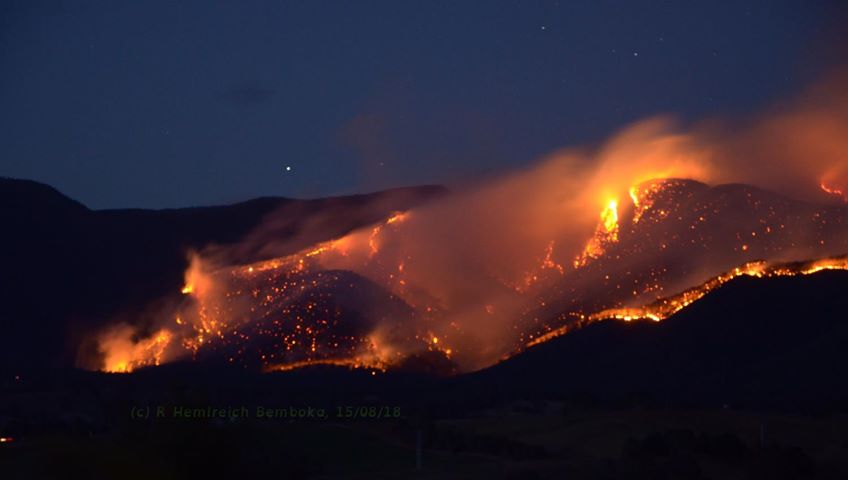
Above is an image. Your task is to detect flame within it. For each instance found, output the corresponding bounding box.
[386,212,407,224]
[821,182,847,202]
[100,327,173,373]
[574,198,620,268]
[629,182,666,224]
[602,199,619,233]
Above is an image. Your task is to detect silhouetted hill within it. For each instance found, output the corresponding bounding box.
[0,177,446,372]
[0,177,88,216]
[470,269,848,410]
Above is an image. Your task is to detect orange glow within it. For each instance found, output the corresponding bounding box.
[574,198,620,268]
[264,357,387,373]
[541,240,565,274]
[386,211,408,224]
[101,327,173,373]
[821,182,847,201]
[602,199,619,233]
[368,224,382,256]
[94,210,425,373]
[629,187,640,208]
[529,256,848,347]
[588,258,848,322]
[367,211,409,257]
[93,163,848,374]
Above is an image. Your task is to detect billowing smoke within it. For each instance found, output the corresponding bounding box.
[92,71,848,374]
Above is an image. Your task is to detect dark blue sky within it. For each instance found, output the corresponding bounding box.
[1,0,845,208]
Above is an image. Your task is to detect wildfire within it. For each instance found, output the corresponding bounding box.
[94,210,437,373]
[574,198,620,268]
[541,240,565,274]
[592,256,848,321]
[386,211,407,224]
[629,181,666,224]
[91,169,848,376]
[265,358,386,373]
[101,327,173,373]
[529,256,848,346]
[821,182,847,202]
[89,78,848,375]
[264,355,389,373]
[602,199,619,233]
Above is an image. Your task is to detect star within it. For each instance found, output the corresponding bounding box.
[540,25,547,31]
[285,166,292,172]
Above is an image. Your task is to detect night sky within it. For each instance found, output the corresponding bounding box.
[1,1,845,209]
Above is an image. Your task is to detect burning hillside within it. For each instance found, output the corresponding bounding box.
[94,177,848,374]
[91,73,848,375]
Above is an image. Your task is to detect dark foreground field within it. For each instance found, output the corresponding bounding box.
[2,387,846,479]
[3,268,848,479]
